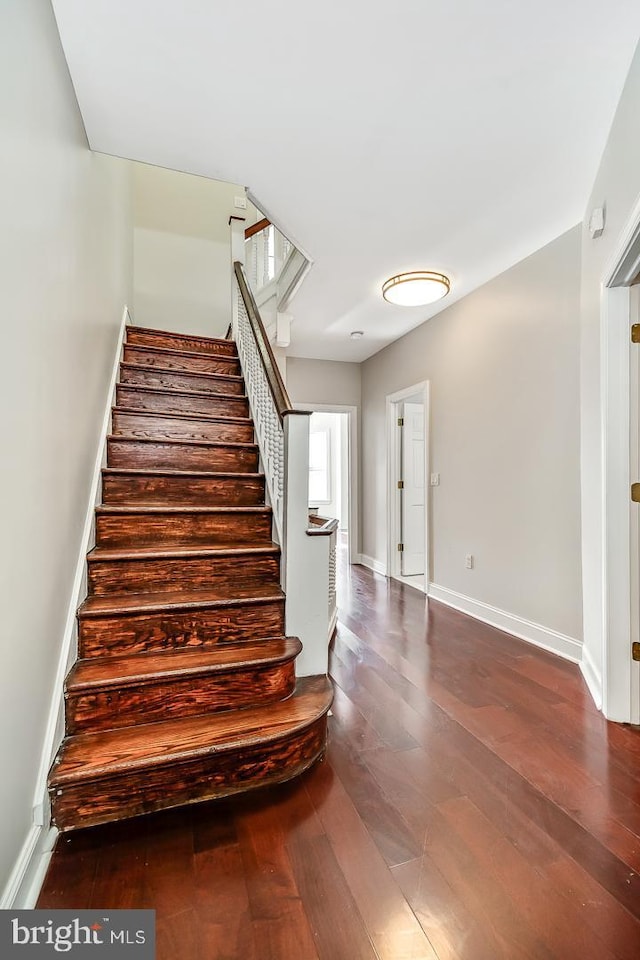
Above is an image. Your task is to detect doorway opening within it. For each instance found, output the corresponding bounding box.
[386,382,430,593]
[295,404,359,573]
[308,411,350,556]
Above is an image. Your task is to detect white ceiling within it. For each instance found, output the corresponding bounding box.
[52,0,640,361]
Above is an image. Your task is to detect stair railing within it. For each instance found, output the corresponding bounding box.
[230,218,334,675]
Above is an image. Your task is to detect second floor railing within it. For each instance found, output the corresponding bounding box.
[245,217,292,293]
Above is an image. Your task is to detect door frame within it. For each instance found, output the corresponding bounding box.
[600,197,640,723]
[386,381,430,592]
[293,403,359,565]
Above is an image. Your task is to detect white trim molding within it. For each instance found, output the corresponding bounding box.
[359,554,388,576]
[580,644,603,710]
[428,583,581,663]
[1,826,57,909]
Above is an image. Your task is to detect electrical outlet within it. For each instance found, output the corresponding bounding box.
[430,473,440,486]
[465,554,474,569]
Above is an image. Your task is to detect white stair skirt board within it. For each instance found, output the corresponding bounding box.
[428,583,581,663]
[0,305,132,910]
[359,554,388,576]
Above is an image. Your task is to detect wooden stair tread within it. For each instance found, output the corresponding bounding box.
[117,382,248,403]
[88,542,279,561]
[102,467,264,480]
[67,637,302,691]
[121,343,238,363]
[50,676,333,785]
[121,361,243,386]
[95,504,270,515]
[80,582,285,617]
[107,434,257,451]
[127,326,236,351]
[113,406,252,427]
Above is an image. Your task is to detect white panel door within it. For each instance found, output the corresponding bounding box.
[401,401,425,576]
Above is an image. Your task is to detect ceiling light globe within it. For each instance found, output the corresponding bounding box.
[382,271,450,306]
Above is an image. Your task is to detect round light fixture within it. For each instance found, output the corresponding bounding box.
[350,330,364,340]
[382,271,450,306]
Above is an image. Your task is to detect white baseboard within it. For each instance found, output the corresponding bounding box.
[428,583,582,663]
[15,305,131,908]
[359,554,387,576]
[580,644,603,709]
[1,826,57,909]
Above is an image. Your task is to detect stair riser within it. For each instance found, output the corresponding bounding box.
[78,600,286,658]
[123,345,240,376]
[95,511,272,548]
[107,438,259,473]
[66,661,296,734]
[116,385,249,420]
[102,473,265,507]
[112,410,253,445]
[50,719,327,831]
[88,553,281,596]
[120,366,244,396]
[127,329,237,357]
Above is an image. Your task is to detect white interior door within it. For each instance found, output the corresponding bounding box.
[401,401,425,576]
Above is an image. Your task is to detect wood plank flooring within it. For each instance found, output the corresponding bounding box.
[38,546,640,959]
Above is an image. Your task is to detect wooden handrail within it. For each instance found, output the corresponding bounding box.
[233,261,303,422]
[245,217,271,240]
[307,515,339,536]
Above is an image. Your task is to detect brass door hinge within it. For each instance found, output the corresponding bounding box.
[397,480,404,489]
[632,324,640,343]
[632,483,640,503]
[633,642,640,662]
[397,543,404,552]
[397,417,404,426]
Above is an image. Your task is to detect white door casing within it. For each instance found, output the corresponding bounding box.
[401,401,426,576]
[598,195,640,723]
[386,381,430,592]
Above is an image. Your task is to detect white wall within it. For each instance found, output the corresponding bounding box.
[287,357,361,408]
[579,41,640,696]
[133,163,245,338]
[361,227,583,647]
[0,0,132,901]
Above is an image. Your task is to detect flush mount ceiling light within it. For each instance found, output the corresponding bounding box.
[350,330,364,340]
[382,271,450,306]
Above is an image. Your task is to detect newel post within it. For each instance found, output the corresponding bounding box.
[229,216,245,337]
[282,412,330,677]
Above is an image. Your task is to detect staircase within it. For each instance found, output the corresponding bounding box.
[49,324,333,832]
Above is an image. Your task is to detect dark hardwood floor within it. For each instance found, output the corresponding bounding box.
[38,543,640,959]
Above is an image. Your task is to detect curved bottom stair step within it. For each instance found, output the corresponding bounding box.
[65,637,303,733]
[49,675,334,832]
